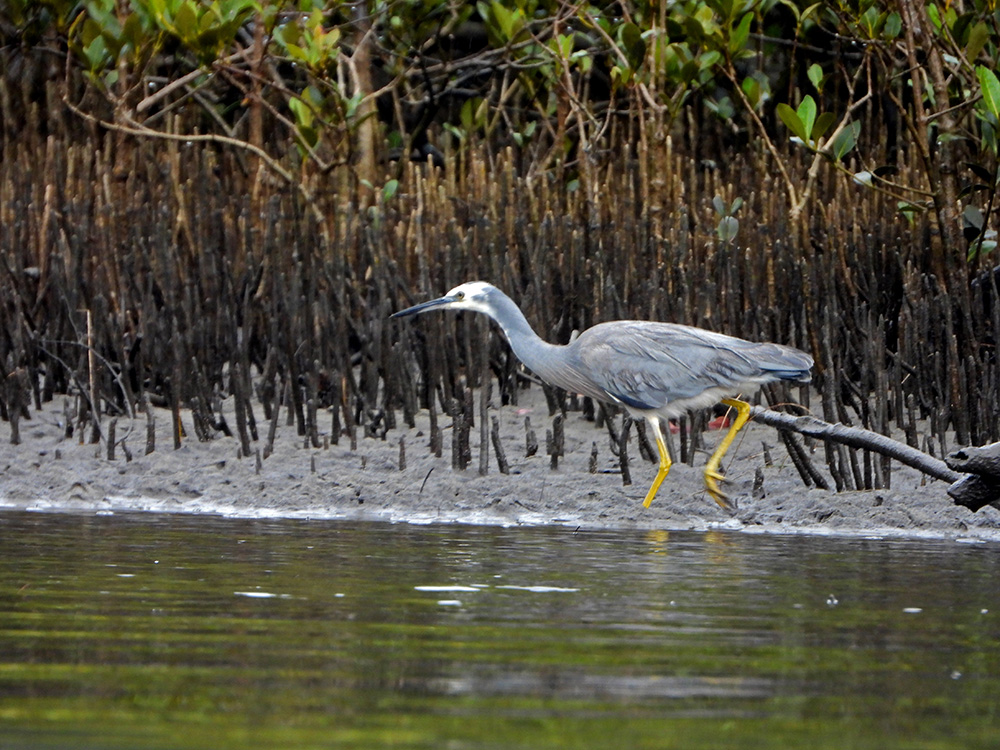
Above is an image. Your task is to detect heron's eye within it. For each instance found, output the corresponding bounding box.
[455,291,465,300]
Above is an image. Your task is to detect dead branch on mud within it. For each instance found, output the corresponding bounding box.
[750,406,1000,512]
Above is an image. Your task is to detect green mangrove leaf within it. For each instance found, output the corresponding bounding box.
[173,1,197,39]
[556,32,574,59]
[799,2,823,23]
[813,111,836,141]
[620,22,646,70]
[797,95,817,142]
[968,239,996,261]
[831,121,860,160]
[883,11,901,39]
[684,15,707,42]
[716,215,739,242]
[84,34,108,70]
[926,3,941,31]
[680,59,699,84]
[777,103,808,143]
[966,22,988,62]
[951,11,973,43]
[121,13,145,50]
[711,0,735,21]
[807,63,823,92]
[699,50,722,69]
[288,96,313,128]
[977,66,1000,121]
[729,12,752,55]
[478,1,524,44]
[741,76,761,108]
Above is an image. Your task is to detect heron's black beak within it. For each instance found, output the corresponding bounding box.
[391,294,458,319]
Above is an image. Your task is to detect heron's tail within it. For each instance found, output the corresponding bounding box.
[759,344,814,383]
[769,368,813,383]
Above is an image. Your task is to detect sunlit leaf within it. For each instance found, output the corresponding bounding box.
[797,95,817,143]
[198,6,217,36]
[288,96,313,128]
[807,63,823,92]
[699,50,721,68]
[859,6,879,37]
[741,76,760,108]
[557,32,574,58]
[777,103,808,143]
[799,2,823,23]
[926,3,941,31]
[173,1,197,39]
[977,66,1000,121]
[729,12,752,54]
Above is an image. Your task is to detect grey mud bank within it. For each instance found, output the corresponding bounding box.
[2,391,999,544]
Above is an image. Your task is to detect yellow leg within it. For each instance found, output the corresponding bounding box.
[703,398,750,510]
[643,417,672,508]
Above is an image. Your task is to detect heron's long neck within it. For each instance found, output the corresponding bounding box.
[488,294,566,383]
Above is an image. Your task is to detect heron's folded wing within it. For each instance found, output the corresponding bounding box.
[578,322,791,409]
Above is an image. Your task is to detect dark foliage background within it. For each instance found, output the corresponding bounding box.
[1,0,998,488]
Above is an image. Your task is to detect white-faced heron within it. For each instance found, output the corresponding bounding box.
[393,281,814,509]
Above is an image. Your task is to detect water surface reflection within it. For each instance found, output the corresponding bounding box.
[1,512,997,749]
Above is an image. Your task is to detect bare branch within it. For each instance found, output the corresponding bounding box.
[749,406,960,483]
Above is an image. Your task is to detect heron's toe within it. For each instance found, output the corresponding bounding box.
[703,470,735,511]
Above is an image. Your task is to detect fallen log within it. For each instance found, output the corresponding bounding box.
[946,442,1000,480]
[945,444,1000,512]
[748,406,1000,512]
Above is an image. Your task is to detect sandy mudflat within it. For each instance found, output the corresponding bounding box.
[2,388,998,544]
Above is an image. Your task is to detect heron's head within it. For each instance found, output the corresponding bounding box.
[392,281,499,319]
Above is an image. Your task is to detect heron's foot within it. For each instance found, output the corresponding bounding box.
[704,469,735,511]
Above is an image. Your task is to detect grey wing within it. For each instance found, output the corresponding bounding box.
[577,321,806,410]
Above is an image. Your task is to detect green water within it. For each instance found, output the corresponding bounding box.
[0,512,997,749]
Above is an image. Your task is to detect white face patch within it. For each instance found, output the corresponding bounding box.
[446,281,493,299]
[444,281,495,314]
